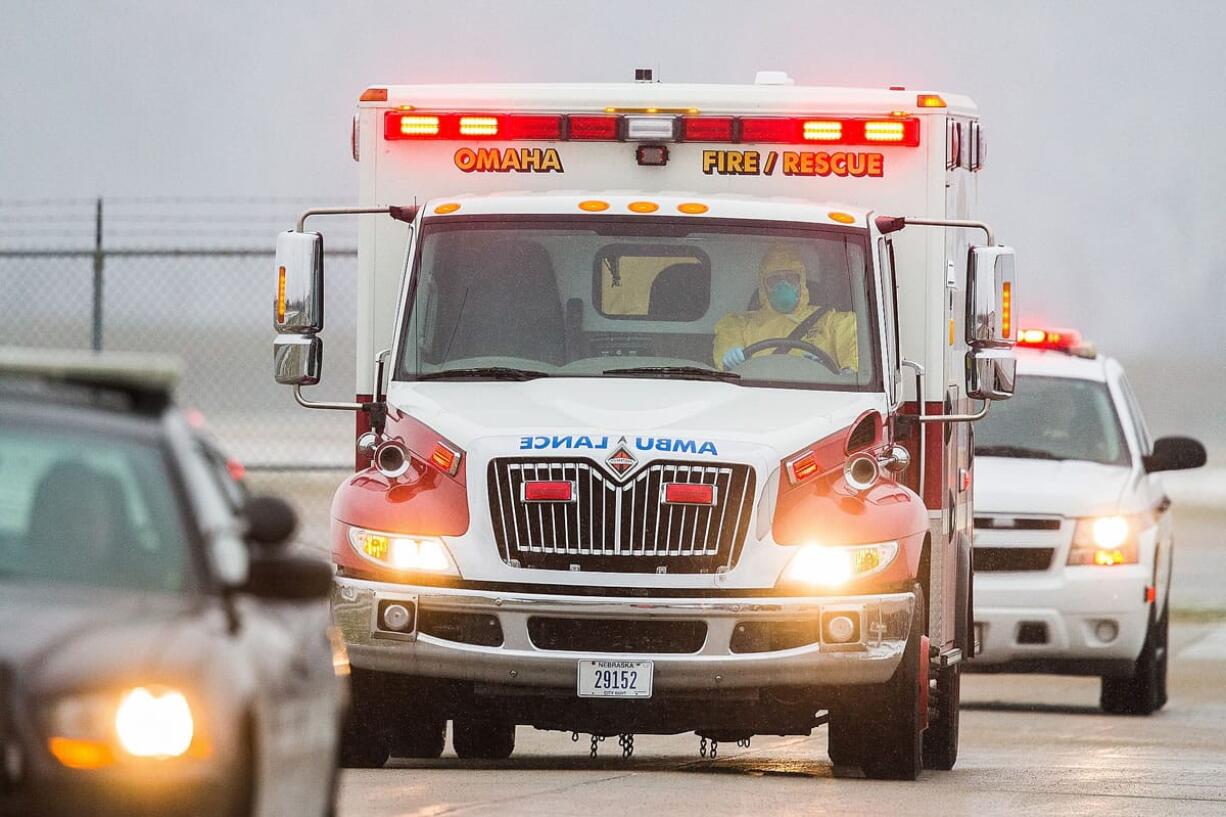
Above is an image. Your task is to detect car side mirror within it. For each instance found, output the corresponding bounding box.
[242,552,334,602]
[1144,436,1206,473]
[243,495,298,548]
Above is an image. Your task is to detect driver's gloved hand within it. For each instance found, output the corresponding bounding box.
[722,347,746,368]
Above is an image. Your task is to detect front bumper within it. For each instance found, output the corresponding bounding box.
[970,568,1151,673]
[331,576,915,691]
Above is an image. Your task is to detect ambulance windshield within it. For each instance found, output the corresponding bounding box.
[397,216,881,392]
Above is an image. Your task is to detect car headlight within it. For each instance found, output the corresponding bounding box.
[782,541,899,588]
[348,527,458,574]
[1068,514,1148,566]
[46,686,199,769]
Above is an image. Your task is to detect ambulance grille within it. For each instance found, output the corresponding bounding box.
[487,458,755,573]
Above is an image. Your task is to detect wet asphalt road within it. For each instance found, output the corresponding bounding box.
[336,509,1226,817]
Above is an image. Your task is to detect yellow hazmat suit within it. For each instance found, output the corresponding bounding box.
[712,246,859,371]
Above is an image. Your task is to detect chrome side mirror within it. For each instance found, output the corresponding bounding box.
[274,231,324,334]
[879,445,911,473]
[966,245,1016,348]
[273,335,322,386]
[967,347,1017,401]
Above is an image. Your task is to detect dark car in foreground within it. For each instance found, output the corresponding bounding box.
[0,349,344,817]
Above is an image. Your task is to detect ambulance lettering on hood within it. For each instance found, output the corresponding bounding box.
[518,434,718,456]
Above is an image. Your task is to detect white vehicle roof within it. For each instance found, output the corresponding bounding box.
[420,192,871,226]
[1015,348,1112,382]
[0,347,181,394]
[362,82,978,117]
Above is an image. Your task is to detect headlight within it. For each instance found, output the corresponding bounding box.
[1068,514,1148,566]
[782,541,898,588]
[46,686,199,769]
[348,527,458,574]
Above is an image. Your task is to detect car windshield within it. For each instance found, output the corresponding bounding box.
[974,375,1130,466]
[0,423,192,592]
[397,216,881,392]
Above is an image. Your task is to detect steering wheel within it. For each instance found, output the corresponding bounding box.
[739,338,841,374]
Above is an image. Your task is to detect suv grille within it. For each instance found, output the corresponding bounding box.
[974,547,1055,572]
[487,458,755,573]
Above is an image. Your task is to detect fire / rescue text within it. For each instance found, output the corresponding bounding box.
[701,150,884,178]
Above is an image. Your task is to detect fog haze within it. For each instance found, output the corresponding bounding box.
[2,0,1223,440]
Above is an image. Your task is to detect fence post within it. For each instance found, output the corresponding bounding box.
[91,197,104,351]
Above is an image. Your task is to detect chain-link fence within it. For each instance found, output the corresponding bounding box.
[1,197,362,547]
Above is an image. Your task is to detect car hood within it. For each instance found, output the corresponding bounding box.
[387,378,885,463]
[0,580,215,691]
[974,456,1135,517]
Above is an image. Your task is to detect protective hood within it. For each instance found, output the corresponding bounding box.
[974,456,1136,518]
[756,244,811,315]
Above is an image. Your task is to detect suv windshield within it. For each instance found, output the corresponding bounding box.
[974,375,1130,466]
[0,422,191,592]
[398,216,880,392]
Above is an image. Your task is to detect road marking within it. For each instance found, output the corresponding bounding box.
[1179,626,1226,661]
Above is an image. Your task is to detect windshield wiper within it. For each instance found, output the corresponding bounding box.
[603,365,740,382]
[975,444,1062,460]
[416,366,550,382]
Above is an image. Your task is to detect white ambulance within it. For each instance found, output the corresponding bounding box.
[272,73,1019,779]
[969,328,1205,714]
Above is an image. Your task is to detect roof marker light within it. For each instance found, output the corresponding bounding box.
[578,200,609,212]
[677,202,708,214]
[917,94,947,108]
[433,203,461,215]
[627,201,659,213]
[360,88,388,102]
[828,211,856,225]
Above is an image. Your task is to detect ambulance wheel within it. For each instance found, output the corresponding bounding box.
[390,717,447,759]
[452,719,516,760]
[830,585,925,780]
[339,668,391,768]
[922,663,960,770]
[339,713,390,768]
[1101,606,1168,716]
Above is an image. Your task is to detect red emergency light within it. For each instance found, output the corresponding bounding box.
[522,481,575,502]
[1016,327,1083,352]
[383,111,921,147]
[661,482,716,506]
[385,112,564,141]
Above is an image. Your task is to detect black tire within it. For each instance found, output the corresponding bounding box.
[922,663,960,770]
[828,585,925,780]
[1101,606,1169,716]
[339,669,391,768]
[452,719,516,760]
[390,718,447,759]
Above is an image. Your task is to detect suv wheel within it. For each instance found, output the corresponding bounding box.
[1101,606,1169,716]
[452,719,516,760]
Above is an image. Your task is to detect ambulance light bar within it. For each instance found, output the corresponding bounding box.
[384,112,920,147]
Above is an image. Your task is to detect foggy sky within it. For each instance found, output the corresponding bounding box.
[3,0,1224,371]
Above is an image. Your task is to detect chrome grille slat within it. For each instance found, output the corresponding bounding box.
[487,457,755,574]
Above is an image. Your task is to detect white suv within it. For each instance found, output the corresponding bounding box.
[968,329,1205,714]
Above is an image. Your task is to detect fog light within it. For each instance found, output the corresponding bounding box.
[1094,619,1119,643]
[379,601,415,633]
[825,615,856,643]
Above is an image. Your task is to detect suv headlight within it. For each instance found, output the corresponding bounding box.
[782,541,899,588]
[348,526,458,575]
[46,686,200,769]
[1068,514,1149,566]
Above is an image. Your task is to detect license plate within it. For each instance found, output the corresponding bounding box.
[576,659,654,698]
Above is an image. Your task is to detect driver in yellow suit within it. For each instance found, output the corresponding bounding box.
[713,245,859,372]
